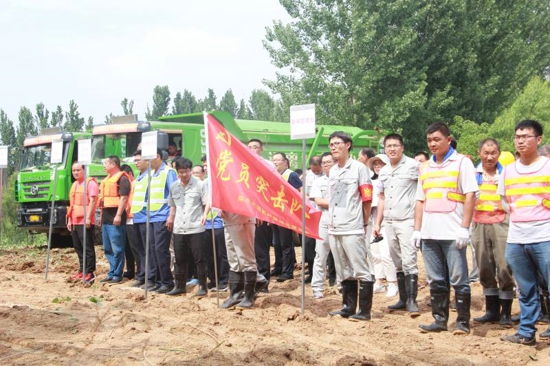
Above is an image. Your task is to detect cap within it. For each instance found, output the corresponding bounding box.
[498,151,515,166]
[367,154,390,171]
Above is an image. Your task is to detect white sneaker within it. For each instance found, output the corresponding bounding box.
[386,283,399,297]
[373,283,386,294]
[313,290,324,299]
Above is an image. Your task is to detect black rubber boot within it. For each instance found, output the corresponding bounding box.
[166,275,186,296]
[453,293,471,335]
[350,281,373,321]
[329,280,358,318]
[406,274,420,317]
[419,290,449,333]
[236,271,257,309]
[221,271,244,309]
[388,272,407,311]
[539,291,550,324]
[499,299,513,328]
[473,295,499,323]
[194,266,208,297]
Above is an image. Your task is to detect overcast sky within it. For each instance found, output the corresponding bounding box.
[0,0,290,126]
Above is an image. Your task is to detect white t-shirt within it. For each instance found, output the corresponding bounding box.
[416,153,479,240]
[497,156,550,244]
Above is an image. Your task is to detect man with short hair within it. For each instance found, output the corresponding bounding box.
[471,138,514,327]
[271,152,302,282]
[373,133,420,317]
[304,155,323,283]
[67,162,98,284]
[192,165,205,181]
[499,120,550,345]
[414,152,429,163]
[131,149,177,293]
[327,131,374,321]
[129,150,149,288]
[413,122,478,335]
[247,138,274,290]
[98,155,131,284]
[166,157,209,296]
[310,152,335,298]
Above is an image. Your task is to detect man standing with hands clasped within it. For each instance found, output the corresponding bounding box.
[327,131,375,321]
[413,122,478,335]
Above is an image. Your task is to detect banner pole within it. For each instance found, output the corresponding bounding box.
[45,164,58,280]
[144,161,152,298]
[301,139,306,315]
[81,165,88,283]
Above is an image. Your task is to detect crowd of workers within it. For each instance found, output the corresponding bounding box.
[65,119,550,345]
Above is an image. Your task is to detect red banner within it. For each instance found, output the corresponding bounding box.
[205,113,322,239]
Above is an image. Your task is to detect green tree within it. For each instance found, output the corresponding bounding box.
[16,106,36,147]
[63,100,85,132]
[35,103,50,130]
[172,89,198,114]
[198,88,218,112]
[236,99,249,119]
[248,89,275,120]
[264,0,550,152]
[104,113,113,125]
[121,98,134,115]
[1,174,31,245]
[219,89,238,117]
[0,110,17,174]
[50,105,64,128]
[85,116,94,132]
[146,85,171,119]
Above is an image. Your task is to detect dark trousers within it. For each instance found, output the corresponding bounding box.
[205,227,229,286]
[133,223,149,282]
[71,224,96,274]
[305,236,316,276]
[274,225,296,278]
[273,224,282,273]
[255,222,272,281]
[327,251,337,286]
[150,221,174,286]
[173,232,206,281]
[124,224,140,276]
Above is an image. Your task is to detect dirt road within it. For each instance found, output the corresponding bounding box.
[0,246,547,365]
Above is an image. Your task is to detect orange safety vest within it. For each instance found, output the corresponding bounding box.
[67,177,98,221]
[504,159,550,222]
[419,154,466,213]
[99,171,129,208]
[472,177,506,224]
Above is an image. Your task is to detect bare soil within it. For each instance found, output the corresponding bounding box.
[0,245,548,365]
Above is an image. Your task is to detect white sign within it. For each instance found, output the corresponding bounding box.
[290,104,316,140]
[0,146,7,168]
[78,139,92,165]
[141,131,158,160]
[51,140,63,164]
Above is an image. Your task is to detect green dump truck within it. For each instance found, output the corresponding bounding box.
[89,111,383,177]
[16,128,91,246]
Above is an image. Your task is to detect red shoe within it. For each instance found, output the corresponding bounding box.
[70,272,83,282]
[83,273,96,284]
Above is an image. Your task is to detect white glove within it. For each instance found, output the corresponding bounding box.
[411,231,422,249]
[456,227,470,249]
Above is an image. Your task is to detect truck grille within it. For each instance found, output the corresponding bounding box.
[21,180,51,199]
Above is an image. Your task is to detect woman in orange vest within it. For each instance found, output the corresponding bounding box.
[67,162,99,284]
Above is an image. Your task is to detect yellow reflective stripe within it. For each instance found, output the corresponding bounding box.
[426,192,443,199]
[515,199,537,208]
[479,184,497,191]
[479,193,500,201]
[423,181,458,189]
[506,186,550,196]
[505,175,550,185]
[542,199,550,209]
[420,170,459,180]
[476,204,496,212]
[448,192,466,203]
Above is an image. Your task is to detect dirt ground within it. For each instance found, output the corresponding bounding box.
[0,245,548,366]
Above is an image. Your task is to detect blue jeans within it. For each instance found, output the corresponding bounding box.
[102,224,126,279]
[505,241,550,338]
[422,240,470,295]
